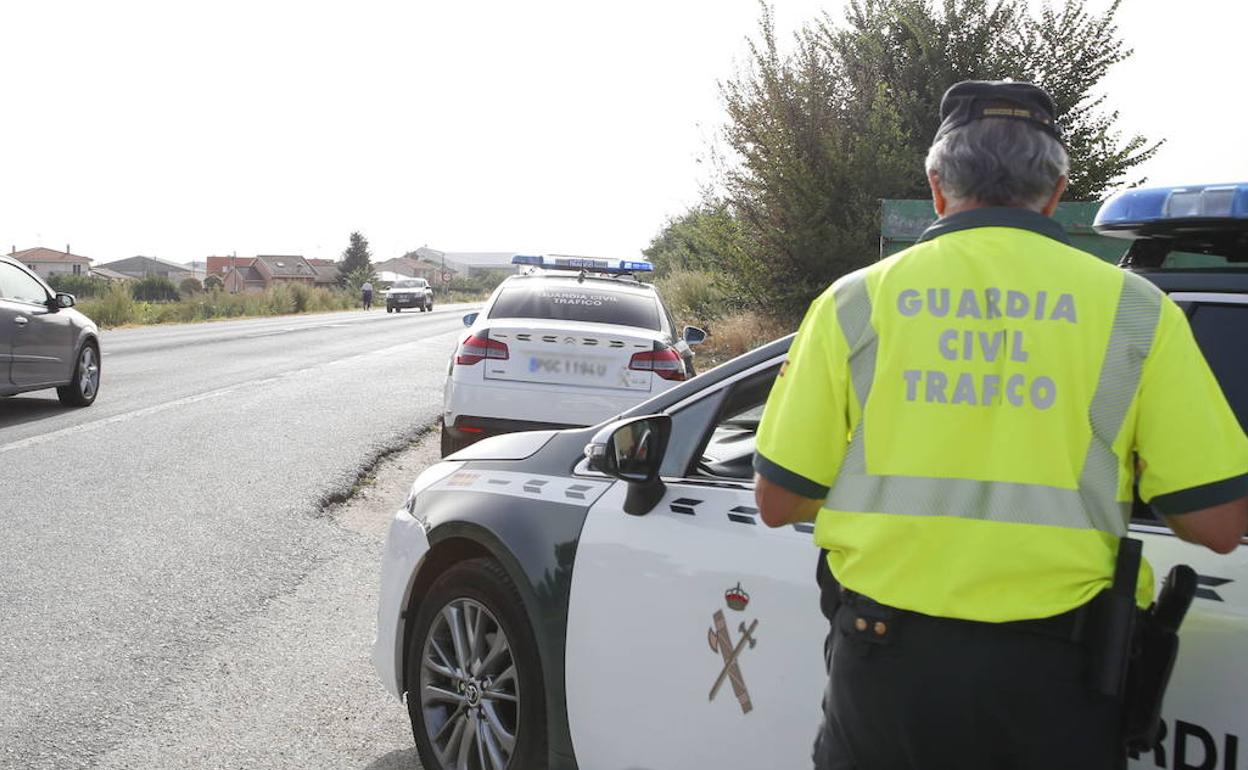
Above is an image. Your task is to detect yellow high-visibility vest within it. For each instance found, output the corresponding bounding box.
[755,207,1248,622]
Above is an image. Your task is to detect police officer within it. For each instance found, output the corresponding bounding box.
[753,80,1248,770]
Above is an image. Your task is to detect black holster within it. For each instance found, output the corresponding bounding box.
[1084,538,1142,700]
[1123,563,1198,753]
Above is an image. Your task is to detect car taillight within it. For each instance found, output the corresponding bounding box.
[629,346,686,381]
[456,332,509,365]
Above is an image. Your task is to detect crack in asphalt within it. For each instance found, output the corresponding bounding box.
[313,418,442,515]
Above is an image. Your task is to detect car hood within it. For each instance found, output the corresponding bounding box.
[446,430,558,462]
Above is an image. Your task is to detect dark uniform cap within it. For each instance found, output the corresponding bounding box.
[935,80,1064,143]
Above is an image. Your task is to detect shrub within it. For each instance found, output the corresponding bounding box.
[178,277,203,297]
[203,274,224,291]
[694,311,795,370]
[77,284,137,327]
[290,283,311,313]
[47,273,109,298]
[655,269,726,328]
[131,275,180,302]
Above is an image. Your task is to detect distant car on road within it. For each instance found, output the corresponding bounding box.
[377,184,1248,770]
[0,255,101,406]
[440,255,706,456]
[386,278,434,313]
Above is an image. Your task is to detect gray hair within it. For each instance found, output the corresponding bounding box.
[925,119,1070,210]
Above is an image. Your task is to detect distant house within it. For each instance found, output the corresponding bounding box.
[374,256,448,283]
[99,256,197,283]
[10,246,93,277]
[307,258,340,287]
[435,251,518,274]
[207,256,256,277]
[89,266,134,283]
[223,254,321,293]
[377,246,510,284]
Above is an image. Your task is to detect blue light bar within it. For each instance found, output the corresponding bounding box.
[510,254,654,274]
[1095,183,1248,237]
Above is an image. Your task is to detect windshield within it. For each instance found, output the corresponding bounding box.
[393,279,424,288]
[487,282,661,329]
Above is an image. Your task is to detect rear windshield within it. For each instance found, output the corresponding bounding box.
[488,282,660,330]
[1187,302,1248,432]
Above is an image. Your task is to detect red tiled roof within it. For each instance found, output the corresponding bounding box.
[11,247,92,264]
[207,255,256,275]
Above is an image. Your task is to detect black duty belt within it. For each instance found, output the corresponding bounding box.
[839,587,1091,644]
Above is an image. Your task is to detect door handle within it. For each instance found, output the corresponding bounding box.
[14,316,28,326]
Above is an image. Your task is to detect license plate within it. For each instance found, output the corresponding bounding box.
[528,355,608,379]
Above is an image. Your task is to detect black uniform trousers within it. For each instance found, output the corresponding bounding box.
[813,591,1126,770]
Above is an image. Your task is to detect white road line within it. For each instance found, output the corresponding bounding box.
[0,331,460,454]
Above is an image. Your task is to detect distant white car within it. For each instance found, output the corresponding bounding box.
[386,278,434,313]
[440,255,705,456]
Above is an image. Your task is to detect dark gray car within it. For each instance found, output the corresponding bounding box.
[0,255,101,406]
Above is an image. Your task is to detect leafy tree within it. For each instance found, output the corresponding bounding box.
[203,274,225,291]
[705,0,1158,312]
[338,231,373,286]
[643,200,752,278]
[342,264,378,292]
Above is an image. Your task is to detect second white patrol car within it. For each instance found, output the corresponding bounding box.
[440,255,706,456]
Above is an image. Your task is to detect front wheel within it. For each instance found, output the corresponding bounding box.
[57,342,100,407]
[406,559,547,770]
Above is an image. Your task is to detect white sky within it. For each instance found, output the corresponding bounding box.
[2,0,1245,265]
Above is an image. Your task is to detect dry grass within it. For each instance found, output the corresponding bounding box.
[694,311,795,370]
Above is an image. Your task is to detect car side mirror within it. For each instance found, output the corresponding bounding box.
[682,325,707,346]
[585,414,672,515]
[52,292,75,309]
[462,312,479,327]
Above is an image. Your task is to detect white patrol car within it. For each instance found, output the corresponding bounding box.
[376,184,1248,770]
[440,255,706,456]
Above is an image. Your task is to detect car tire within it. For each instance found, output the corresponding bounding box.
[387,306,393,313]
[395,307,402,313]
[57,342,100,407]
[440,425,465,457]
[406,558,547,770]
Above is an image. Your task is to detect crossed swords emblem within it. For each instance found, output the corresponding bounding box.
[707,609,758,714]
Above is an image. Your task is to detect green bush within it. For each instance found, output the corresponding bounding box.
[47,273,110,298]
[131,275,180,302]
[203,274,224,291]
[77,284,137,327]
[656,269,726,327]
[178,277,203,297]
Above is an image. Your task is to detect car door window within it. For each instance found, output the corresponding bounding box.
[691,366,780,481]
[0,263,49,305]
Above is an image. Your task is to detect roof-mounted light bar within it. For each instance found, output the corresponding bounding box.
[511,254,654,274]
[1095,183,1248,238]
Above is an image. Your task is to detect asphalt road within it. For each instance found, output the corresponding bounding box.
[0,305,476,770]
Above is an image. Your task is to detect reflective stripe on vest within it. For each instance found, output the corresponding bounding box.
[825,271,1162,536]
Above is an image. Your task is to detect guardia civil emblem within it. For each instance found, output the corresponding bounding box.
[707,583,758,714]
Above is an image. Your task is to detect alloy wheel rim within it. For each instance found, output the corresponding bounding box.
[420,598,519,770]
[79,347,99,399]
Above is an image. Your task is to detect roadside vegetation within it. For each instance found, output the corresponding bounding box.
[76,282,358,328]
[648,0,1157,367]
